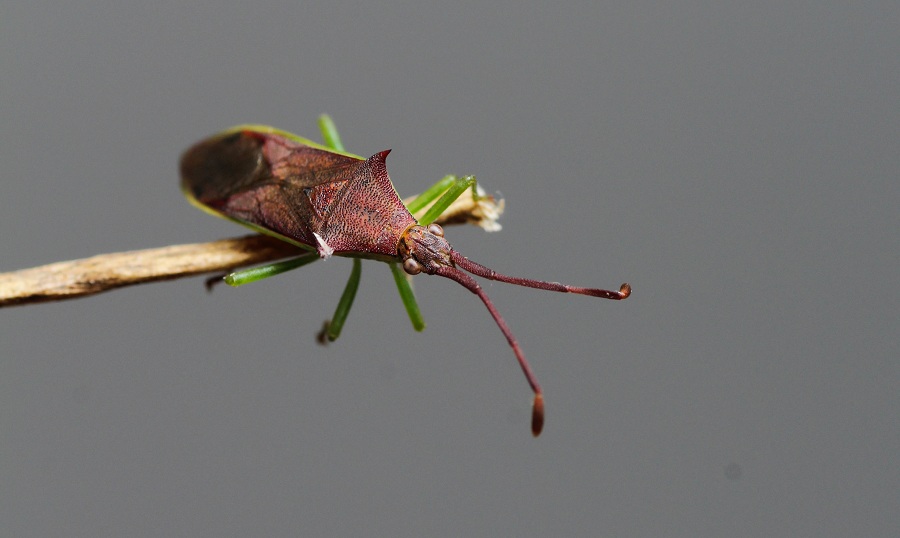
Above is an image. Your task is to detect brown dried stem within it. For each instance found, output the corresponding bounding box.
[0,189,503,308]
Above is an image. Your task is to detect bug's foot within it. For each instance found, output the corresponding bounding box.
[316,321,333,346]
[204,273,228,292]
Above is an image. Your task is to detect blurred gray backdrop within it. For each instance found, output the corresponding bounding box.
[1,1,897,536]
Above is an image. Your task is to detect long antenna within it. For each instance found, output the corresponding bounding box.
[451,251,631,300]
[434,265,545,436]
[437,252,631,437]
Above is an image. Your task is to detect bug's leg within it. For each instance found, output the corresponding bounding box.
[417,175,480,226]
[312,114,368,341]
[390,262,426,331]
[405,175,459,215]
[407,175,504,232]
[204,273,229,292]
[319,258,362,343]
[317,113,345,153]
[224,252,320,286]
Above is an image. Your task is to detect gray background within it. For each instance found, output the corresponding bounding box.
[1,1,897,536]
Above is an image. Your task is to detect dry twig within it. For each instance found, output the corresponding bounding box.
[0,189,504,308]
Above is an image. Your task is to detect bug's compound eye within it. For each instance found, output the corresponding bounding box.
[427,223,444,237]
[403,258,424,275]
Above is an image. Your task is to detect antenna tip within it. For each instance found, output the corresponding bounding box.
[531,393,545,437]
[619,283,632,299]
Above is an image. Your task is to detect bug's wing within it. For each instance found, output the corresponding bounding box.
[180,129,416,257]
[181,129,352,250]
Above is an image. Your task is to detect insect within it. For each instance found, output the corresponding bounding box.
[180,116,630,436]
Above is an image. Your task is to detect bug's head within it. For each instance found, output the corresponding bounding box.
[398,224,453,275]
